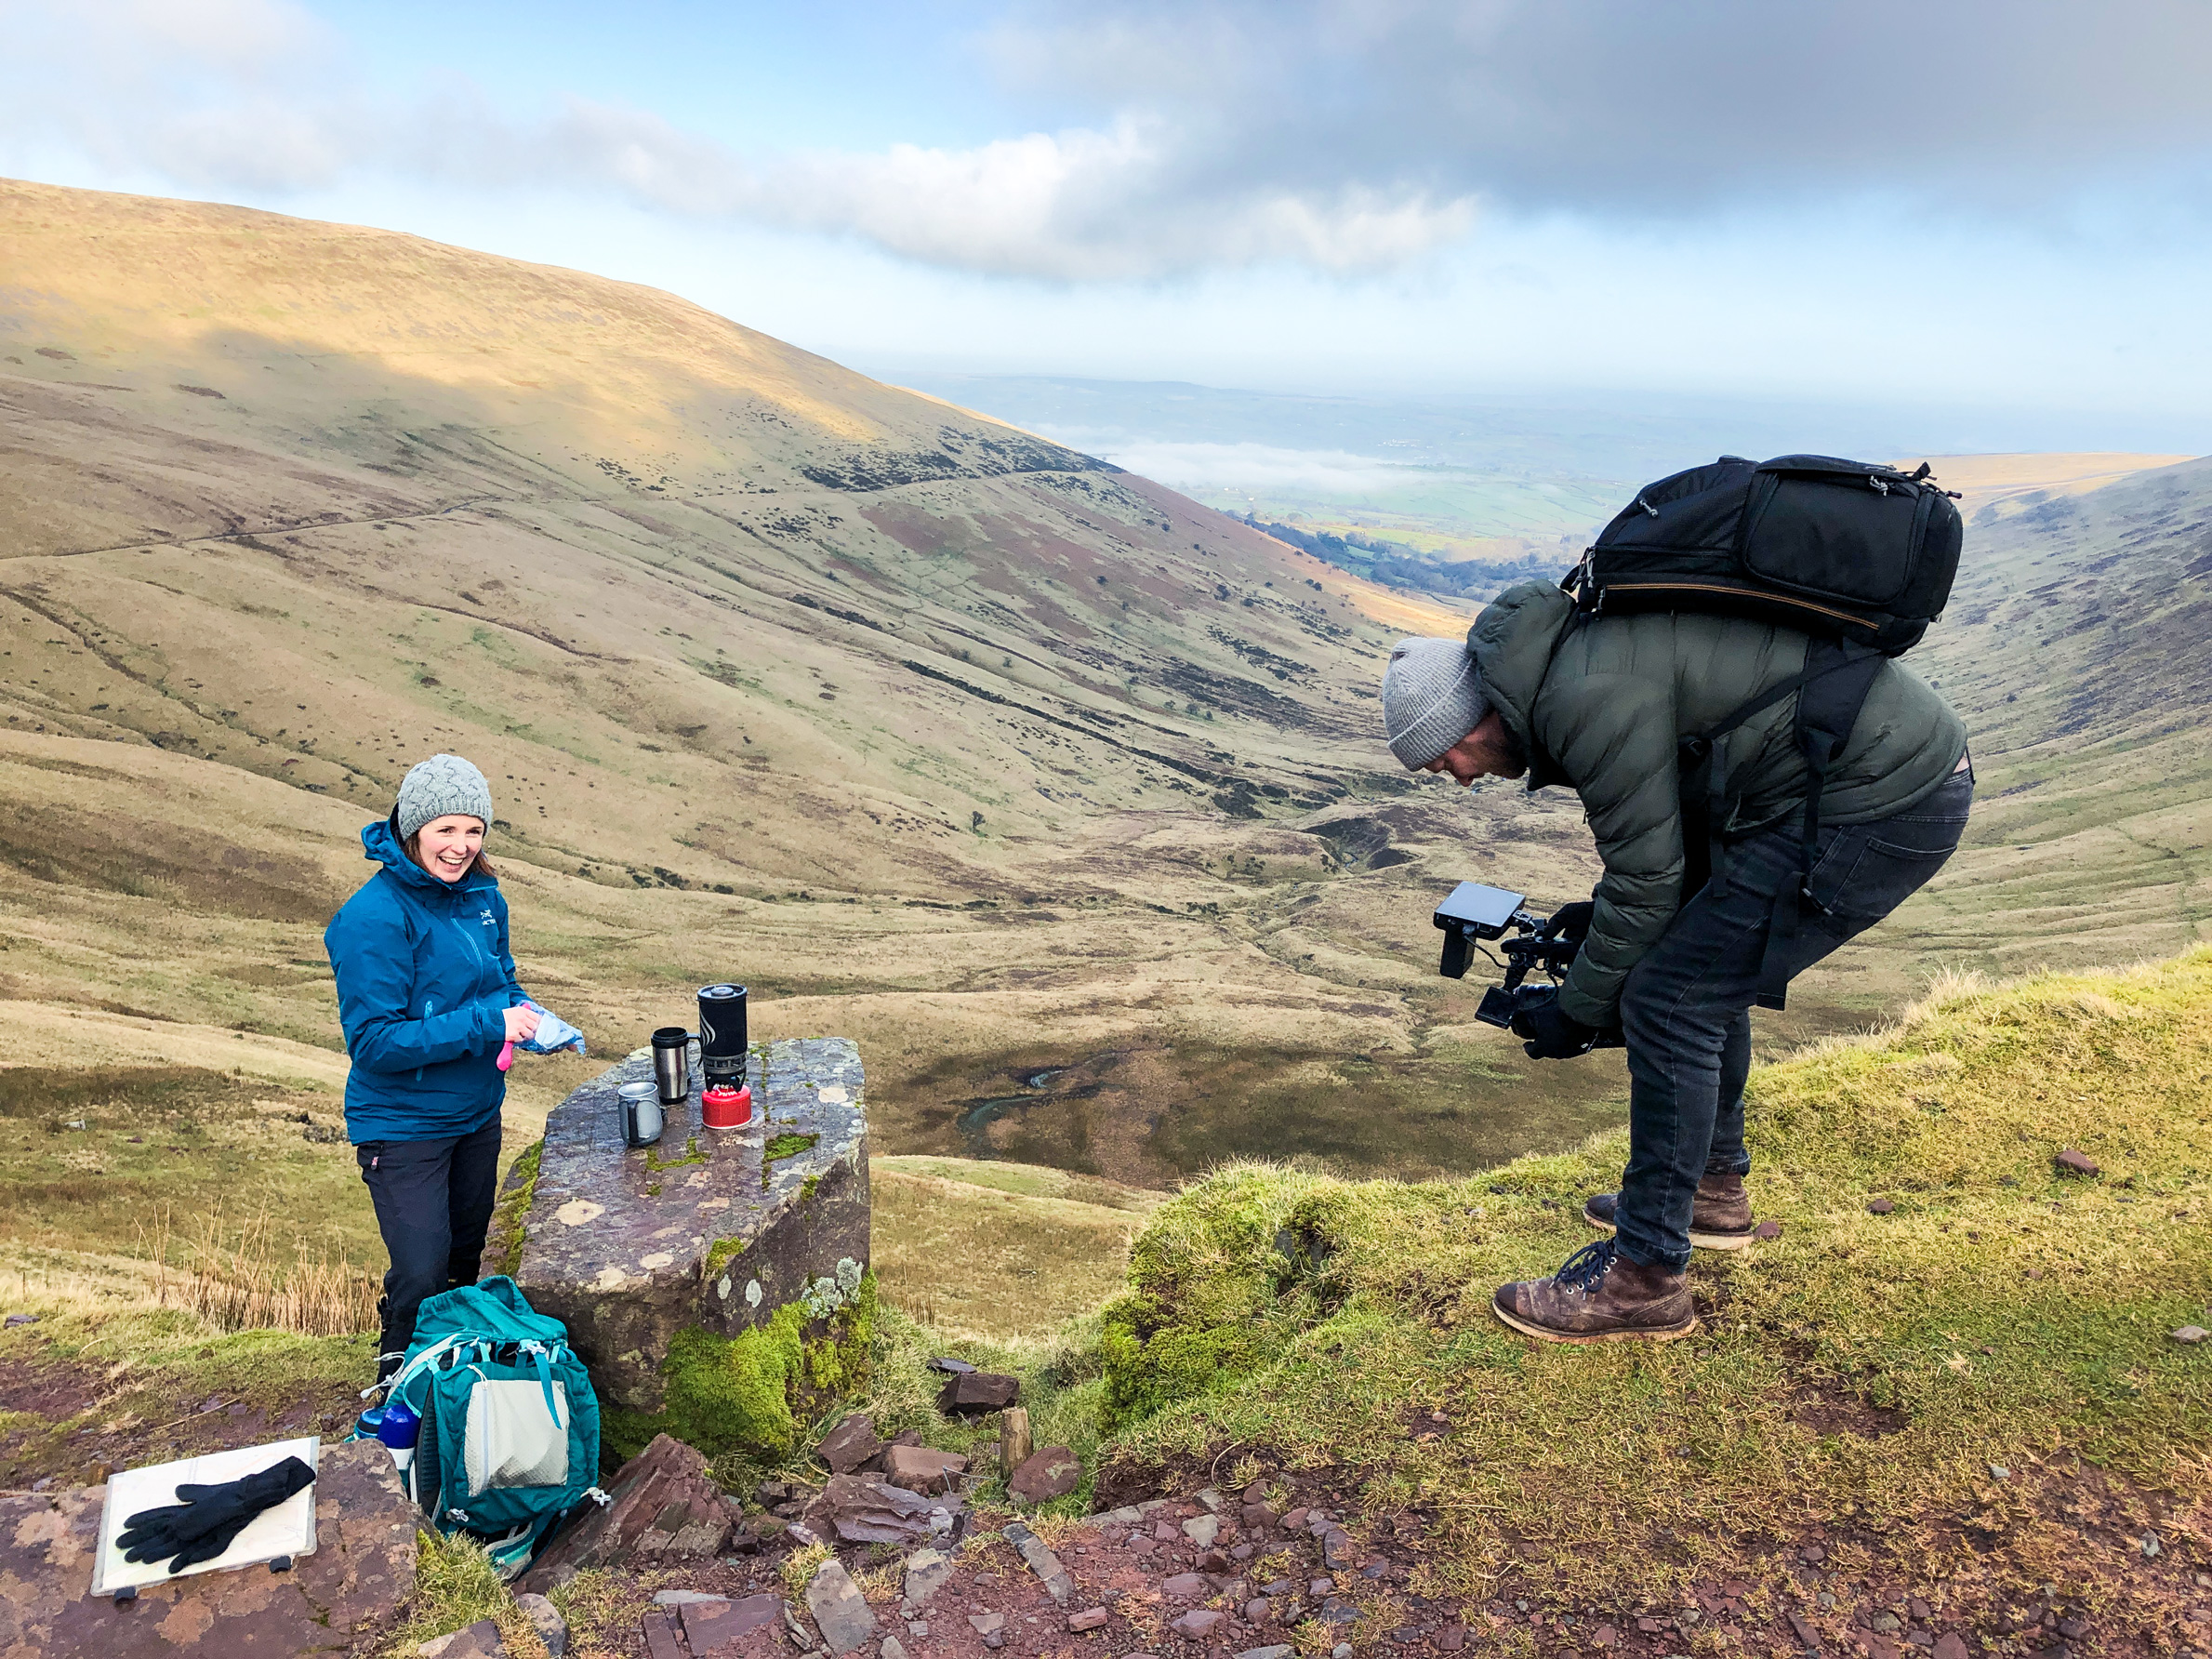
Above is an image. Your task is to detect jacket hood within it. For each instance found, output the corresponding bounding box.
[1464,580,1577,790]
[361,817,497,896]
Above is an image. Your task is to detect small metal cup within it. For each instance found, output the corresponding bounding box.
[617,1081,664,1148]
[651,1027,692,1106]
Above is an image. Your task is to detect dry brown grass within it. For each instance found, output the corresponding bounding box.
[140,1204,379,1338]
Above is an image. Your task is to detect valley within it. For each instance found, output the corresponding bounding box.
[1,178,2206,1326]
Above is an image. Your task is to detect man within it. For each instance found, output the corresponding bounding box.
[1382,579,1968,1343]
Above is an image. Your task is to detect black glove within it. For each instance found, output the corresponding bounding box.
[1537,899,1596,948]
[118,1455,316,1573]
[1511,987,1600,1060]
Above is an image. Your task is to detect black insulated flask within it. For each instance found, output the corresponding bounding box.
[697,984,748,1091]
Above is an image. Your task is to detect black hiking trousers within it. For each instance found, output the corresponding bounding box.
[355,1118,503,1370]
[1611,763,1973,1272]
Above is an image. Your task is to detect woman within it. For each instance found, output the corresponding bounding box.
[325,753,539,1387]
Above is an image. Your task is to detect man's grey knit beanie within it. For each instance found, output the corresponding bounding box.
[1382,638,1490,770]
[395,754,495,841]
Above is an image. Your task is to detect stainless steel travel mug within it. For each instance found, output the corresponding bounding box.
[651,1027,692,1106]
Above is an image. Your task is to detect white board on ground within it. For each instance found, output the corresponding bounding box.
[89,1436,322,1595]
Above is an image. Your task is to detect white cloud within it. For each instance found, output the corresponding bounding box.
[3,0,2207,286]
[0,0,1475,278]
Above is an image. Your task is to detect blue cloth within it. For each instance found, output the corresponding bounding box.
[325,820,528,1144]
[516,1001,586,1056]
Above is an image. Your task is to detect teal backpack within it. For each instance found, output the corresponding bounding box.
[380,1277,605,1577]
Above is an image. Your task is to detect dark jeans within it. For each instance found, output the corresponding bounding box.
[356,1119,503,1364]
[1613,765,1973,1271]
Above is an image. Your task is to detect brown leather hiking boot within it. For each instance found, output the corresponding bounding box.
[1491,1240,1697,1345]
[1584,1171,1755,1252]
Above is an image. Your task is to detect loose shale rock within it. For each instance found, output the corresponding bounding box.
[806,1557,878,1656]
[1008,1446,1081,1506]
[808,1474,946,1546]
[522,1434,736,1591]
[882,1444,966,1494]
[681,1593,787,1657]
[936,1371,1019,1413]
[817,1414,883,1475]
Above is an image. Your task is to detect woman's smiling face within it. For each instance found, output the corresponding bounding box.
[414,815,485,883]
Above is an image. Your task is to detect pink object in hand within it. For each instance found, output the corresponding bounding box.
[497,1041,516,1072]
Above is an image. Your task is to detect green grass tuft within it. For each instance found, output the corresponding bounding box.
[383,1533,550,1659]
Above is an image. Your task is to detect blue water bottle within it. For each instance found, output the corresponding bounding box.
[377,1394,421,1474]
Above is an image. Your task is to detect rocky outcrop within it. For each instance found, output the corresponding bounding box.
[514,1038,871,1439]
[521,1435,741,1594]
[0,1438,416,1657]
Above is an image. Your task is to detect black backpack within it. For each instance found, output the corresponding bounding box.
[1563,454,1964,1010]
[1569,453,1962,656]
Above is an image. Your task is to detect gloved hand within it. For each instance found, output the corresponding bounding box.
[1537,899,1596,948]
[117,1454,316,1573]
[1511,987,1601,1060]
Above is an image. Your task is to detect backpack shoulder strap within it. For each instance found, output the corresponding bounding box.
[1753,640,1884,1008]
[1676,649,1856,900]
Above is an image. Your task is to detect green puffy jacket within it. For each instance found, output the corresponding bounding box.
[1468,582,1967,1027]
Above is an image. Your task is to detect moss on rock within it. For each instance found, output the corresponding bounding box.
[602,1272,878,1464]
[703,1235,748,1279]
[487,1139,543,1280]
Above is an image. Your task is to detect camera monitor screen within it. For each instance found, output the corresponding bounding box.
[1433,881,1525,939]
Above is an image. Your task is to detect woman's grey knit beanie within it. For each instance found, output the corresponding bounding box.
[395,754,495,841]
[1382,638,1490,769]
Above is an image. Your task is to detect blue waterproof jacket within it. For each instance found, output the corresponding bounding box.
[324,820,527,1144]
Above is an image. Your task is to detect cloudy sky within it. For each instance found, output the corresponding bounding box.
[5,0,2210,437]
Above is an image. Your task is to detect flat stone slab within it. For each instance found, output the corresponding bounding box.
[0,1438,415,1657]
[516,1037,869,1410]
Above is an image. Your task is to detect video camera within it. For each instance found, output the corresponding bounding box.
[1431,881,1586,1031]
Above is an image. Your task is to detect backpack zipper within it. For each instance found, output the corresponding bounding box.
[1597,581,1881,633]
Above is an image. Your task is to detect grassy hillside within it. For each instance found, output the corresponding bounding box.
[7,175,2209,1363]
[1089,949,2212,1623]
[0,178,1676,1197]
[1898,455,2212,982]
[868,1154,1161,1338]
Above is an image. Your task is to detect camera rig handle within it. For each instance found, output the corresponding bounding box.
[1471,923,1584,1029]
